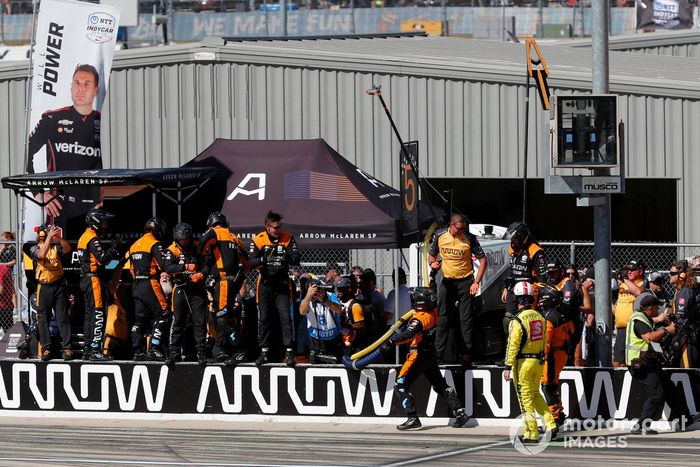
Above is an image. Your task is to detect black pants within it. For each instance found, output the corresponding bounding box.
[81,275,109,350]
[395,349,460,417]
[633,367,689,425]
[131,279,169,354]
[36,281,71,350]
[435,276,475,362]
[257,277,293,348]
[169,284,208,354]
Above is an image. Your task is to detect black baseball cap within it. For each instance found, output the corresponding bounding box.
[626,260,646,270]
[639,294,660,309]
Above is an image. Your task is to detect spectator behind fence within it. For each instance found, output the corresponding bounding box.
[576,269,596,366]
[668,260,700,368]
[351,265,363,285]
[358,268,385,340]
[0,232,16,268]
[299,274,343,363]
[384,267,411,327]
[0,264,14,333]
[613,260,646,368]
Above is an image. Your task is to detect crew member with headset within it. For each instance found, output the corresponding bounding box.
[503,281,558,443]
[77,209,119,361]
[163,223,208,367]
[501,222,546,332]
[249,210,300,366]
[428,213,487,366]
[127,217,170,361]
[199,212,249,366]
[625,294,698,434]
[668,260,700,368]
[30,224,72,361]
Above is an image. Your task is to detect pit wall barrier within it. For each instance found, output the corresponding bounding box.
[0,361,697,424]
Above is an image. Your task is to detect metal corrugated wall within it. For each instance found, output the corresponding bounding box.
[2,60,700,241]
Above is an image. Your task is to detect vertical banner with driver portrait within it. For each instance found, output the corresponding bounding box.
[24,0,120,241]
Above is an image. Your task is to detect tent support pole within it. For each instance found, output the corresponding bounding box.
[152,191,157,217]
[394,248,400,365]
[177,181,182,223]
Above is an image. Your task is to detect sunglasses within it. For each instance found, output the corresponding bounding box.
[668,271,680,276]
[267,223,282,230]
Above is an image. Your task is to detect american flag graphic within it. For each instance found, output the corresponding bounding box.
[284,171,367,202]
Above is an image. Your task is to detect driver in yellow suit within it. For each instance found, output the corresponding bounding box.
[503,281,558,443]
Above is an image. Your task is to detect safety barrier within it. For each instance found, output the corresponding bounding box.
[0,360,696,422]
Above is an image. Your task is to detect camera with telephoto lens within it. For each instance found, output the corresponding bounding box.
[309,279,334,292]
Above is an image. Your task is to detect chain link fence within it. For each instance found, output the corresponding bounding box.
[0,239,18,336]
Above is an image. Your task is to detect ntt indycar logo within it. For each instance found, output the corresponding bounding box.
[55,142,101,157]
[86,12,116,43]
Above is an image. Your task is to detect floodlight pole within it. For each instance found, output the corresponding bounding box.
[591,0,612,367]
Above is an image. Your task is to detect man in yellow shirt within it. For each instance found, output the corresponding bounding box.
[428,214,487,365]
[503,281,558,443]
[30,225,72,361]
[613,260,646,367]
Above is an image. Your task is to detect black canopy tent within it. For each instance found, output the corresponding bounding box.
[182,138,441,249]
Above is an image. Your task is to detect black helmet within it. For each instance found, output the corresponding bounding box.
[36,224,50,239]
[144,217,166,239]
[85,209,114,232]
[412,287,437,310]
[173,223,193,241]
[206,212,228,228]
[506,221,530,251]
[537,283,563,310]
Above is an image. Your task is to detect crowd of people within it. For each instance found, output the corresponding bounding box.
[496,221,700,438]
[21,208,418,368]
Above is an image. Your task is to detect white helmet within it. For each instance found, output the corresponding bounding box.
[513,281,535,297]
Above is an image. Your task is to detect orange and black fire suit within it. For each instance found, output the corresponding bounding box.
[127,232,169,355]
[504,244,546,326]
[540,278,580,424]
[162,242,208,355]
[30,242,71,353]
[199,226,249,358]
[249,230,300,350]
[394,307,464,419]
[77,226,118,353]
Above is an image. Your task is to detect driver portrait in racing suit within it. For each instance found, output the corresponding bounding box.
[27,64,103,235]
[503,281,558,443]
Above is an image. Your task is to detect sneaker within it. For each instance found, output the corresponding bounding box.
[89,350,111,362]
[255,349,269,366]
[452,409,469,428]
[397,417,422,431]
[225,353,246,369]
[519,436,540,444]
[309,351,317,364]
[285,349,296,367]
[82,347,92,361]
[216,353,232,363]
[133,352,148,362]
[630,424,657,435]
[62,349,74,361]
[165,352,181,367]
[197,351,207,367]
[147,349,166,362]
[40,349,51,362]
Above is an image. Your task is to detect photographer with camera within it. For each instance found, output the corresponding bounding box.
[626,294,698,434]
[299,274,343,363]
[613,260,646,368]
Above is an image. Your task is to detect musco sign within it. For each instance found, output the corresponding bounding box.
[0,362,697,420]
[582,176,622,194]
